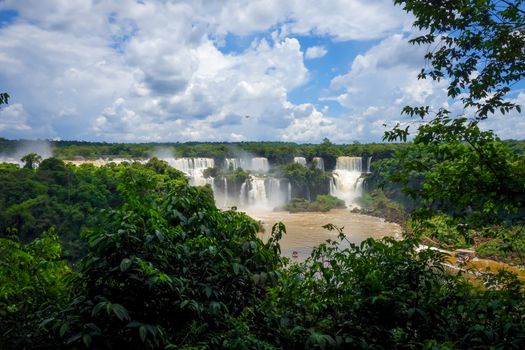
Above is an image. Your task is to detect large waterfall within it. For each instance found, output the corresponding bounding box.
[330,156,364,207]
[161,157,215,187]
[160,156,287,210]
[60,154,370,211]
[248,177,268,208]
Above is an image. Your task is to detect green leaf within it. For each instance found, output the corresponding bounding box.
[120,258,132,272]
[59,322,69,337]
[139,325,147,342]
[83,334,92,348]
[232,262,240,275]
[92,301,106,317]
[112,303,130,321]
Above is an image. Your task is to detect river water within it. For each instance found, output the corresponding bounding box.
[246,209,525,281]
[245,208,402,261]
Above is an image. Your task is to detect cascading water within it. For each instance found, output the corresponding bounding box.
[293,157,307,166]
[248,177,268,208]
[313,157,324,170]
[62,155,369,211]
[162,157,215,186]
[251,157,269,173]
[223,177,229,207]
[239,181,248,207]
[224,157,269,172]
[330,156,364,207]
[267,178,288,208]
[225,158,240,170]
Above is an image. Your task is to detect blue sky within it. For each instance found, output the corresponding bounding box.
[0,0,523,143]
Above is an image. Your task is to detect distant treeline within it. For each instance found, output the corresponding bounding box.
[2,137,404,164]
[2,137,524,164]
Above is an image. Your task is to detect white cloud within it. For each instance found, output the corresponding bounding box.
[0,1,520,143]
[287,0,411,41]
[329,34,450,129]
[305,46,327,59]
[0,103,31,132]
[479,92,525,139]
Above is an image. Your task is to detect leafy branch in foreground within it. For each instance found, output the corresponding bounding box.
[391,116,525,225]
[0,92,8,105]
[395,0,525,120]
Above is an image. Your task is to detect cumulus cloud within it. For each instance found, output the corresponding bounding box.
[0,0,520,143]
[479,92,525,139]
[327,34,454,138]
[305,46,327,59]
[0,103,31,132]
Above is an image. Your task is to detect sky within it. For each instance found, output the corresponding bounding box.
[0,0,523,143]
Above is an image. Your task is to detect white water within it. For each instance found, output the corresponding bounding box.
[225,158,240,170]
[267,178,288,208]
[251,157,269,173]
[60,155,369,211]
[330,156,364,208]
[237,176,288,210]
[239,181,248,207]
[162,157,215,186]
[223,177,229,207]
[224,157,269,173]
[293,157,307,166]
[248,177,268,208]
[313,157,325,170]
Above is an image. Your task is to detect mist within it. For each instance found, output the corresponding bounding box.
[0,140,53,167]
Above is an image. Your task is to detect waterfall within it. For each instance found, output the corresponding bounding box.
[248,177,268,208]
[230,176,289,210]
[162,157,215,186]
[224,157,269,172]
[313,157,324,171]
[293,157,307,166]
[267,178,288,208]
[366,156,372,173]
[225,158,240,170]
[288,181,292,201]
[223,177,228,207]
[251,157,269,172]
[330,156,364,207]
[239,180,248,207]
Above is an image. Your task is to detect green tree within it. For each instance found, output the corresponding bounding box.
[386,0,524,145]
[280,162,331,201]
[392,117,525,225]
[382,0,525,241]
[57,166,283,349]
[21,153,43,169]
[0,232,71,350]
[253,233,525,349]
[394,0,524,121]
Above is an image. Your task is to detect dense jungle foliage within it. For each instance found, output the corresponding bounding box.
[361,120,525,264]
[0,152,524,349]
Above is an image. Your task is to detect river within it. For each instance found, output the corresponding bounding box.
[245,208,402,261]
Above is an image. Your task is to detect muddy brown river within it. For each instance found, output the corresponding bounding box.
[245,208,402,261]
[246,209,525,280]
